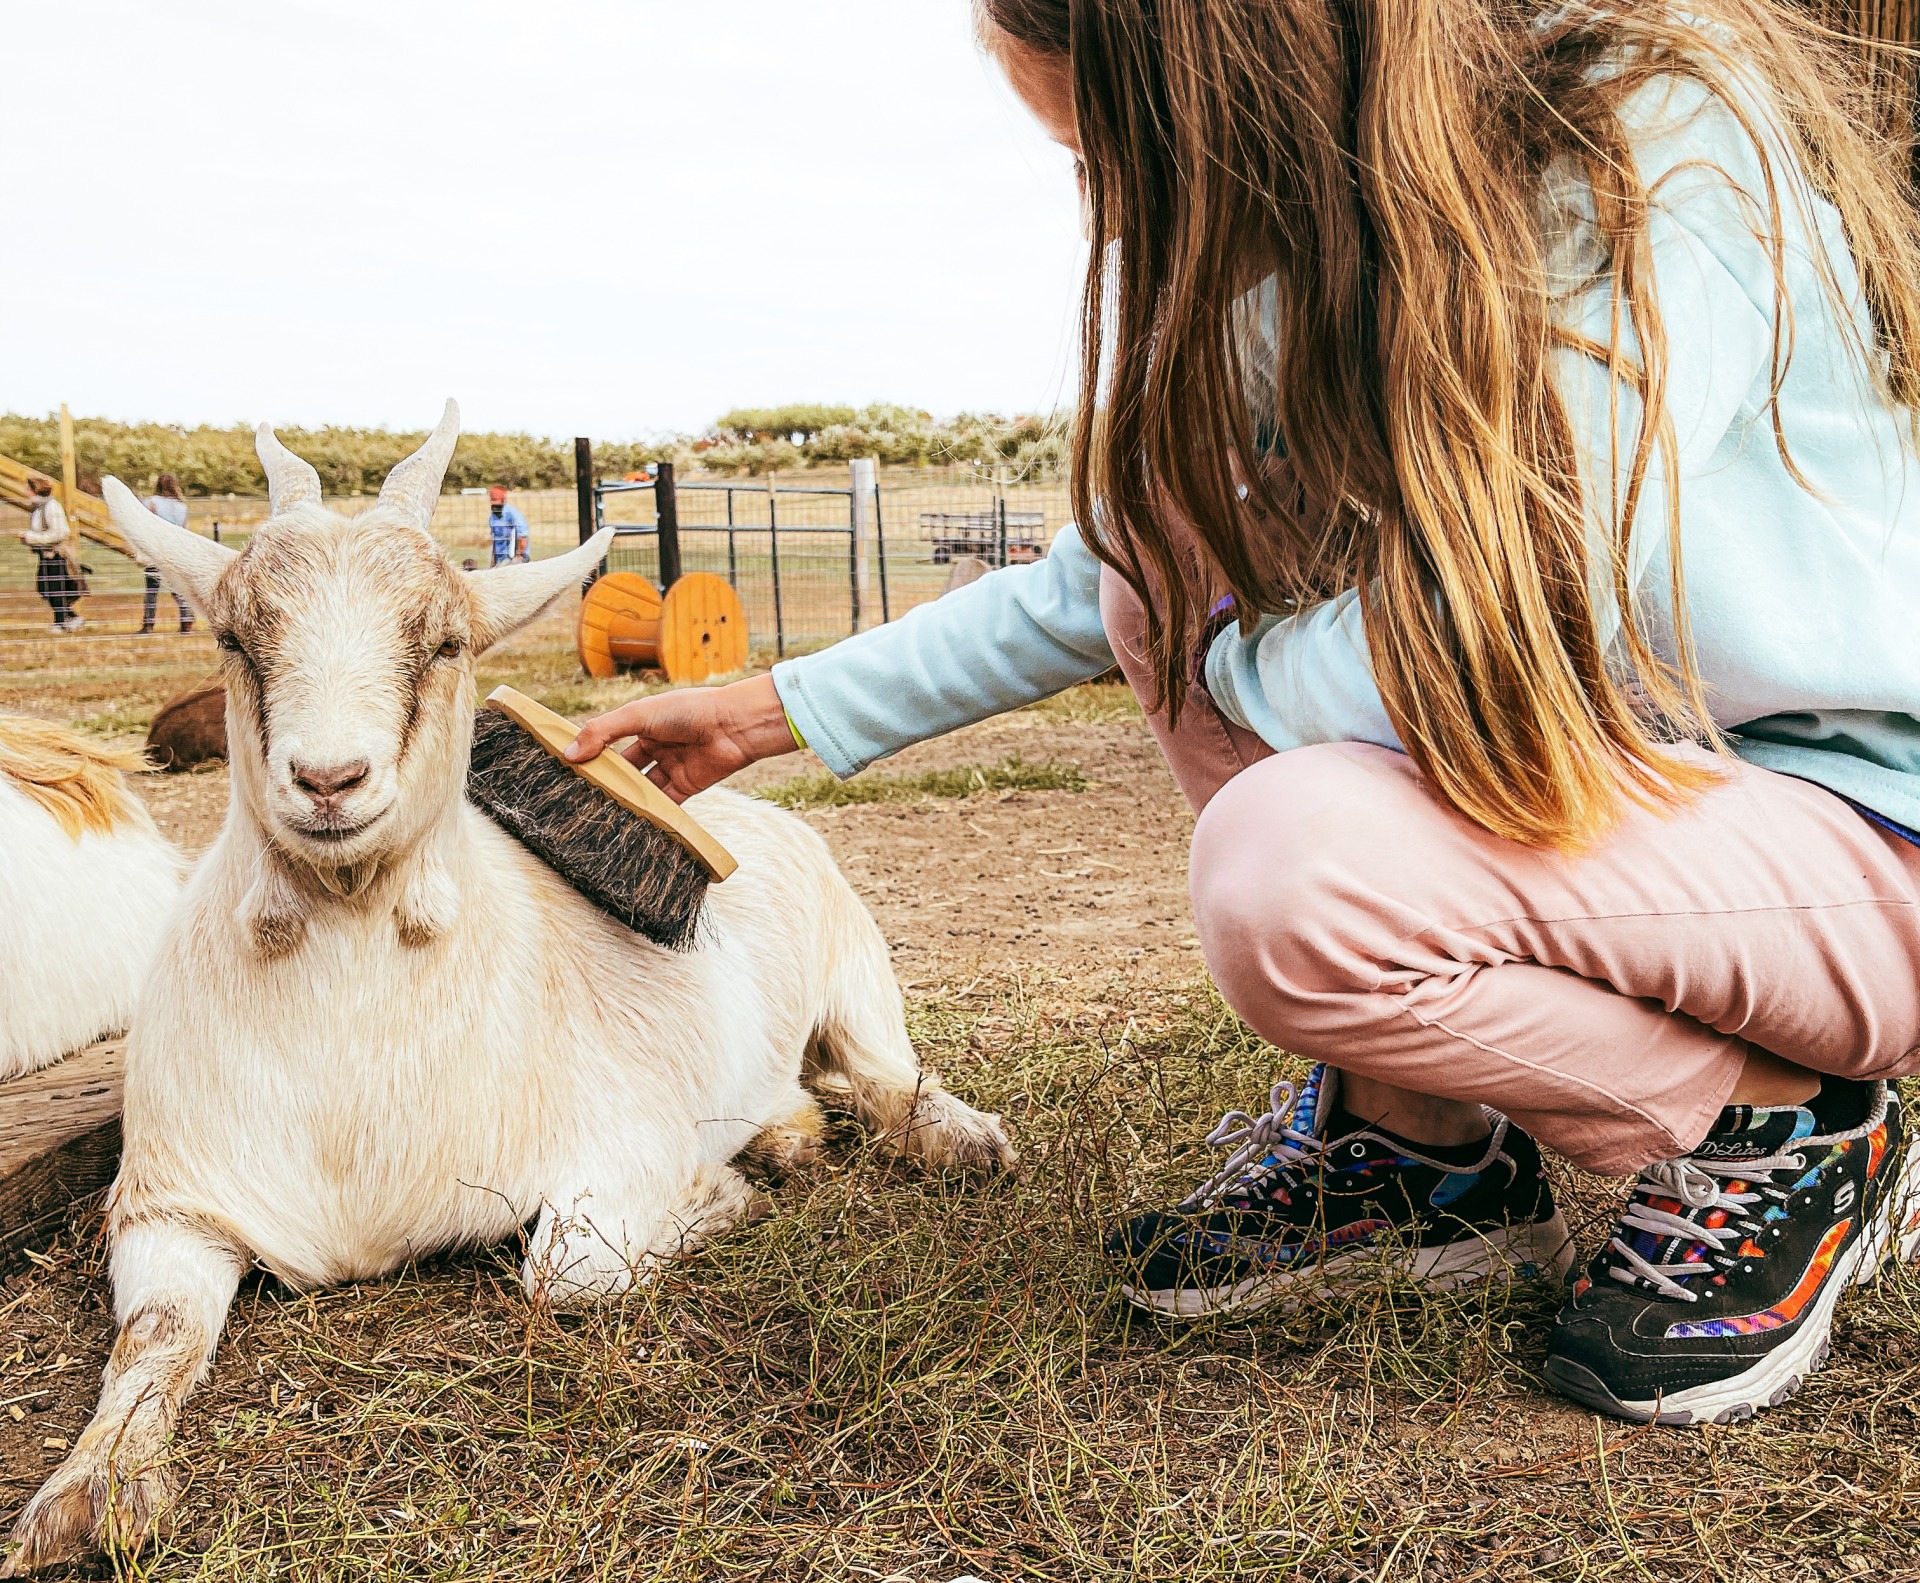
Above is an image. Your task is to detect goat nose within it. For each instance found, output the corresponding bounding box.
[291,759,370,799]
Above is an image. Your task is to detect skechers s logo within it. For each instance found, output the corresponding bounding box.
[1833,1180,1857,1214]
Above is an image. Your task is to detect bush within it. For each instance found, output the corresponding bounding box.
[692,404,1070,478]
[0,414,691,497]
[712,404,860,441]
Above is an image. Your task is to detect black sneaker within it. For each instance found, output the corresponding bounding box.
[1544,1078,1919,1426]
[1105,1064,1574,1317]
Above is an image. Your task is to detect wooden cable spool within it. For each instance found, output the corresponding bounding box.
[577,570,749,684]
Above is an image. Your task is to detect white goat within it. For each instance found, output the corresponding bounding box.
[0,718,181,1080]
[4,404,1011,1572]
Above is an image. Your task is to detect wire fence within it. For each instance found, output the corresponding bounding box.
[0,464,1072,729]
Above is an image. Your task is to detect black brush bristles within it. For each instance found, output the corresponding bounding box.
[466,708,712,949]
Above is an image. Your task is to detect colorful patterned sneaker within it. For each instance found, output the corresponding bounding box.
[1105,1065,1574,1318]
[1544,1078,1918,1426]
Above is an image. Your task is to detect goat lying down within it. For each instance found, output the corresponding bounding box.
[4,404,1012,1572]
[0,718,181,1081]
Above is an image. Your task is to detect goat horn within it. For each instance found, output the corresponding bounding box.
[377,398,461,530]
[256,424,323,515]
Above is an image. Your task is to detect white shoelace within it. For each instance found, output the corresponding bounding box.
[1184,1082,1325,1210]
[1185,1080,1510,1211]
[1607,1150,1805,1301]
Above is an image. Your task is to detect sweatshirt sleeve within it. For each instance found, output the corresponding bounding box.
[771,521,1115,778]
[1203,590,1403,753]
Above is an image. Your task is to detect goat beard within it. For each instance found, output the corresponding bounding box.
[269,843,381,901]
[310,861,381,900]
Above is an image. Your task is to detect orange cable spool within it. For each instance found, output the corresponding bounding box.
[577,570,748,684]
[660,572,750,683]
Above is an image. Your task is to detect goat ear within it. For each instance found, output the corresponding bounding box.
[462,529,615,653]
[103,478,237,616]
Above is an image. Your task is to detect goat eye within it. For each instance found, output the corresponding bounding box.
[436,637,464,660]
[216,632,243,655]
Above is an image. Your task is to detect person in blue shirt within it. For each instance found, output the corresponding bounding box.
[486,487,529,565]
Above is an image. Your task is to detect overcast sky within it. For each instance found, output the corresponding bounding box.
[2,0,1089,439]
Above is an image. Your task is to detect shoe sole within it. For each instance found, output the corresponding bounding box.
[1545,1126,1920,1427]
[1120,1210,1575,1319]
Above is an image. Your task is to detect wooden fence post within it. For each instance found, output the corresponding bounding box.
[767,472,785,658]
[58,405,78,520]
[574,438,596,547]
[574,438,604,589]
[656,461,683,590]
[849,457,876,631]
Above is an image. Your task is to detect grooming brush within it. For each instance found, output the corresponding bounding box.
[466,685,737,949]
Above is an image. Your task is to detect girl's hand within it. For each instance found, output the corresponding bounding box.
[566,673,801,802]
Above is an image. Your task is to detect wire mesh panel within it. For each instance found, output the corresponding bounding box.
[599,481,863,657]
[1,463,1076,726]
[871,465,1072,624]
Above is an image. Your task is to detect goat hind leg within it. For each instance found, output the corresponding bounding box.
[4,1219,243,1574]
[810,917,1013,1170]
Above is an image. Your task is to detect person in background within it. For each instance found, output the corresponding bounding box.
[140,474,193,634]
[487,486,530,566]
[19,477,82,633]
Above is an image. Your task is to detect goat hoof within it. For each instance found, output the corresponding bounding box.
[3,1449,171,1573]
[741,1102,827,1180]
[894,1089,1016,1171]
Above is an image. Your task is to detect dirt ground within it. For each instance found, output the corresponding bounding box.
[1,686,1915,1580]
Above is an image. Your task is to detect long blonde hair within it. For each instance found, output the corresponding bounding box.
[984,0,1920,848]
[0,716,150,839]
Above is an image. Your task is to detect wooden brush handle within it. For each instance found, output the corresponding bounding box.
[483,686,739,882]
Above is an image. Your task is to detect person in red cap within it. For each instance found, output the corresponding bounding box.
[486,486,530,566]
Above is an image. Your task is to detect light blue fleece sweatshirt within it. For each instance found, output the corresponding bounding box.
[774,73,1920,834]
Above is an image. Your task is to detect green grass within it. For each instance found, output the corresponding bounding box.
[756,754,1091,810]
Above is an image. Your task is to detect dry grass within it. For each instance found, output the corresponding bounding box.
[2,658,1915,1580]
[1020,682,1141,727]
[757,757,1092,811]
[4,978,1916,1581]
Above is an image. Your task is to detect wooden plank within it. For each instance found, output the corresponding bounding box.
[0,1041,125,1264]
[57,405,77,529]
[0,1042,124,1182]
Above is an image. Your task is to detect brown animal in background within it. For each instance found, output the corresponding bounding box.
[145,684,226,771]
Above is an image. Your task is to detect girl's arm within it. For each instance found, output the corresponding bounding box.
[772,521,1113,777]
[1202,591,1402,754]
[569,522,1113,798]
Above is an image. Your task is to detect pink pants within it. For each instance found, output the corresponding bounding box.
[1100,568,1920,1174]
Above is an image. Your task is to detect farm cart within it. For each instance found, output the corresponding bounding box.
[921,507,1046,568]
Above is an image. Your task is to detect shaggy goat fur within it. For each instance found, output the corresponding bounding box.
[2,405,1012,1574]
[0,717,182,1081]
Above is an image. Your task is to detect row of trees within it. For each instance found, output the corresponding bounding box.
[0,414,673,497]
[0,405,1069,496]
[693,404,1068,477]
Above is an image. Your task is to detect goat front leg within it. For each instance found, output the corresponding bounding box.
[4,1219,244,1574]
